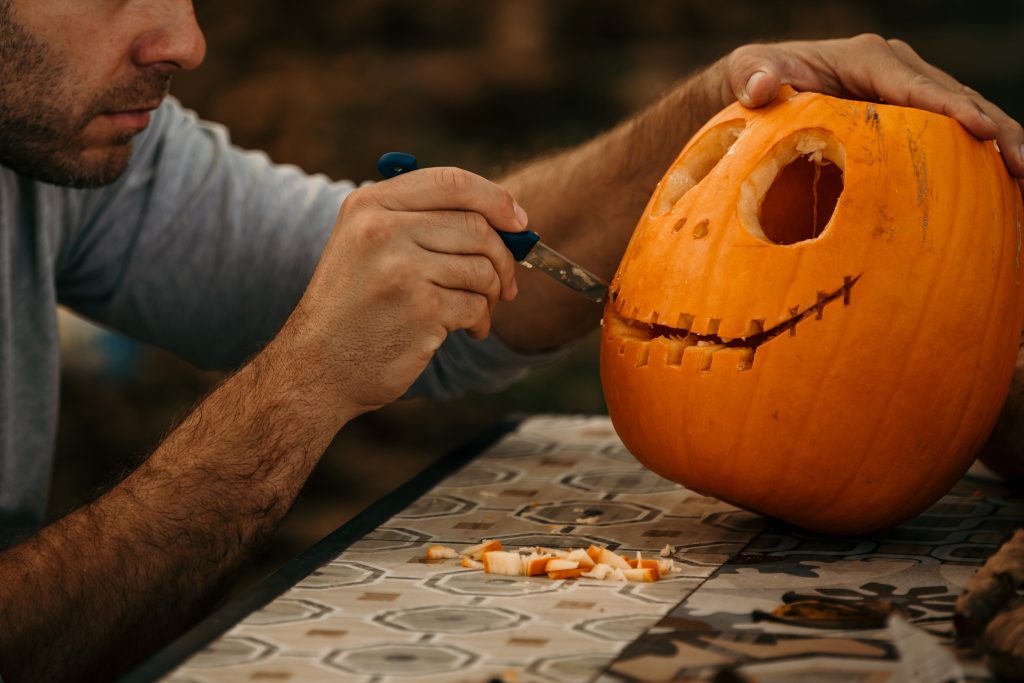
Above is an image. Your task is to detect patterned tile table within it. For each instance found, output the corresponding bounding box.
[127,415,1022,683]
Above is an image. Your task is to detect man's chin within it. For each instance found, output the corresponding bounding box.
[6,142,134,189]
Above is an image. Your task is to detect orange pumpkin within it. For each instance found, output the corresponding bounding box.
[601,88,1024,534]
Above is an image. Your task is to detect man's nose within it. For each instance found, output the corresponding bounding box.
[132,1,207,72]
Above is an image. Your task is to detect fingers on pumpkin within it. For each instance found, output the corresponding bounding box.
[885,37,1019,159]
[722,44,790,108]
[739,71,778,108]
[870,40,1024,176]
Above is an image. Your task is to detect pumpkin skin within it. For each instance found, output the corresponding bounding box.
[601,88,1024,535]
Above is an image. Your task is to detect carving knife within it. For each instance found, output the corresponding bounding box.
[377,152,609,303]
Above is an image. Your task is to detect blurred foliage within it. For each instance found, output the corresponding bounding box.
[49,0,1024,590]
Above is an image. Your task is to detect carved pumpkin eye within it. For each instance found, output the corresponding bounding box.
[602,92,1024,536]
[651,119,747,217]
[738,128,845,245]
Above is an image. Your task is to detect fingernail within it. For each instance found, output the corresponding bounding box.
[510,279,519,299]
[978,110,995,126]
[1018,143,1024,163]
[513,201,529,228]
[740,71,767,107]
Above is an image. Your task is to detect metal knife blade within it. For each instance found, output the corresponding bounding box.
[376,152,609,303]
[519,240,608,303]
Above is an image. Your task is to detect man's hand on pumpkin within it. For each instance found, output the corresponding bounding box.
[715,34,1024,182]
[275,167,525,416]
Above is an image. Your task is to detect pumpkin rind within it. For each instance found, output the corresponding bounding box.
[601,90,1024,534]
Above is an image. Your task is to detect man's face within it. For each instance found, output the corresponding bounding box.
[0,0,205,188]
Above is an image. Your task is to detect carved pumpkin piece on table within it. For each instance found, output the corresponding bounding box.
[601,88,1024,534]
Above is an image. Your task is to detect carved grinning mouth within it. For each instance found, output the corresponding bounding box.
[609,274,861,371]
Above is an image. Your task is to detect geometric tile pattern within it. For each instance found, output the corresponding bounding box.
[600,464,1022,683]
[164,416,1021,682]
[166,415,762,682]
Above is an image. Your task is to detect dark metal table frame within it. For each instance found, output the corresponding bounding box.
[121,418,520,683]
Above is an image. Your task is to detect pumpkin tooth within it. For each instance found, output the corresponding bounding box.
[621,339,650,367]
[676,313,694,330]
[710,347,754,372]
[681,344,722,372]
[746,319,766,337]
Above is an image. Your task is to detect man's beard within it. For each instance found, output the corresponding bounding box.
[0,3,172,188]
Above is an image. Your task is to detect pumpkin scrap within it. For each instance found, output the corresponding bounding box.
[424,544,457,561]
[481,550,523,576]
[427,541,670,583]
[461,539,503,560]
[459,556,484,570]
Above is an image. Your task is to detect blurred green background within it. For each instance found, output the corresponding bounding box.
[47,0,1024,592]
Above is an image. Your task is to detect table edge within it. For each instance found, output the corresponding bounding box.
[120,416,523,683]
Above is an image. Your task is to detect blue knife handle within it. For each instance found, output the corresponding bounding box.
[376,151,419,178]
[376,151,540,262]
[498,230,540,261]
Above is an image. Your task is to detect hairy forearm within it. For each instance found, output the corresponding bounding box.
[494,62,730,350]
[0,335,348,682]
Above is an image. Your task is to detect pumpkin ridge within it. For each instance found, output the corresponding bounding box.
[884,161,1022,525]
[809,195,963,526]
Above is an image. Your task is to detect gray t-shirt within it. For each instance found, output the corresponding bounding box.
[0,98,558,544]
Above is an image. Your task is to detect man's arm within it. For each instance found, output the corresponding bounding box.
[0,166,526,682]
[0,334,344,681]
[493,35,1024,351]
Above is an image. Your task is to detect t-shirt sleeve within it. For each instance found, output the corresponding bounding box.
[57,98,348,369]
[55,98,565,397]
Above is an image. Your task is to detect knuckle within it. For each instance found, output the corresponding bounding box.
[885,37,911,53]
[478,257,501,292]
[728,44,756,62]
[473,294,491,320]
[375,255,412,295]
[342,185,376,212]
[482,266,501,299]
[461,210,489,238]
[436,167,470,197]
[353,216,395,248]
[726,44,761,72]
[470,257,494,290]
[908,72,935,89]
[854,32,888,48]
[418,288,444,319]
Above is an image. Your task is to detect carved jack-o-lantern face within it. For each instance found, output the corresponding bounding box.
[601,89,1024,534]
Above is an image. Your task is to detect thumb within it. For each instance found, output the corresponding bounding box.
[738,70,782,107]
[723,45,799,108]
